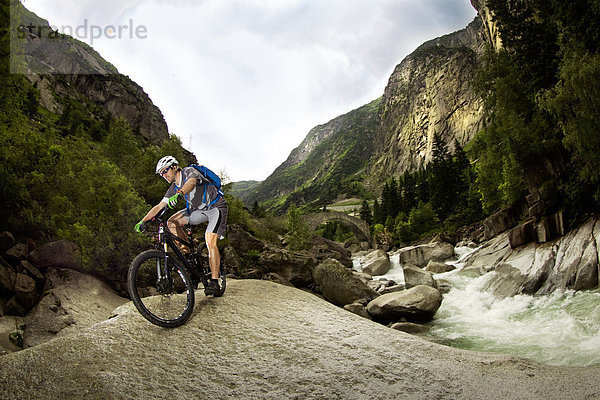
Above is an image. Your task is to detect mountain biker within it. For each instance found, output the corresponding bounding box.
[134,156,228,296]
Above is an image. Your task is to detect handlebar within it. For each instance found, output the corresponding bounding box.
[143,205,192,231]
[155,205,169,221]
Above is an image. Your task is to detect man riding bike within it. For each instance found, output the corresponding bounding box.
[135,156,228,296]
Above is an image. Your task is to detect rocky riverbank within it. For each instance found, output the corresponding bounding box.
[2,279,600,400]
[460,215,600,297]
[2,214,600,398]
[4,213,598,351]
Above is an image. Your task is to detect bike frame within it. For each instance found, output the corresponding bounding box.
[156,219,198,279]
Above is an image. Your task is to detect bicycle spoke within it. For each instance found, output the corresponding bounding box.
[128,250,195,327]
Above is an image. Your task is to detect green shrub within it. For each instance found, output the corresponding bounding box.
[248,216,287,244]
[50,159,149,274]
[286,203,312,250]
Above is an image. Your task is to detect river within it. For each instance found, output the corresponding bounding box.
[354,246,600,367]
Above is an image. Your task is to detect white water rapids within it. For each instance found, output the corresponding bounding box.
[353,247,600,367]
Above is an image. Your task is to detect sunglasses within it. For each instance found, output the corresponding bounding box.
[160,166,171,176]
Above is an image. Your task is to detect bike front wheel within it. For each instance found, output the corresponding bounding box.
[127,250,195,328]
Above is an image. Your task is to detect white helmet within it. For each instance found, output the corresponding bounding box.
[155,155,178,174]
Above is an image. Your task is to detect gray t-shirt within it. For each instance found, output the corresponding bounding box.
[162,166,225,211]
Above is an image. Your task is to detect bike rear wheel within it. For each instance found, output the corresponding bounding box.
[127,250,195,328]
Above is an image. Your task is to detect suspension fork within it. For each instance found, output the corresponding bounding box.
[158,224,171,281]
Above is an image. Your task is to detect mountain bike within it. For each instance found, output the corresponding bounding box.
[127,207,226,328]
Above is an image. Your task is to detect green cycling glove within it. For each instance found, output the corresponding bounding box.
[168,192,182,209]
[135,220,147,233]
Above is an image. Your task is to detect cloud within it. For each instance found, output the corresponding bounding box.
[24,0,142,26]
[23,0,477,181]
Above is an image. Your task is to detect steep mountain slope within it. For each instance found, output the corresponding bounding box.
[14,2,169,144]
[2,279,599,399]
[370,17,485,177]
[247,16,487,211]
[247,98,381,210]
[1,3,195,272]
[228,180,262,203]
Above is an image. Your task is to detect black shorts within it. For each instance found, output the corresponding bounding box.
[174,205,228,238]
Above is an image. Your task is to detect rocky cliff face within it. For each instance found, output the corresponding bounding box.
[15,4,169,144]
[247,13,492,208]
[470,0,503,51]
[369,17,486,178]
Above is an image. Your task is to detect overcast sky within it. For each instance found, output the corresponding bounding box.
[22,0,477,182]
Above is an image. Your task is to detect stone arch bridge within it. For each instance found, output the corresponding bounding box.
[304,212,371,243]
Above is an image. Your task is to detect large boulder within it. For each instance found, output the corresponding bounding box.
[360,249,391,276]
[366,285,442,323]
[402,264,436,289]
[343,301,372,320]
[222,245,243,275]
[542,218,599,292]
[344,238,372,253]
[508,220,536,249]
[0,231,16,254]
[4,243,28,264]
[28,240,82,271]
[459,232,513,276]
[226,226,318,286]
[20,261,46,291]
[483,209,515,240]
[262,272,294,287]
[458,216,600,297]
[424,260,456,274]
[227,225,266,254]
[258,246,316,287]
[0,257,16,297]
[23,268,127,348]
[311,236,352,268]
[397,242,454,268]
[312,259,379,307]
[483,264,528,299]
[14,273,39,311]
[390,322,431,334]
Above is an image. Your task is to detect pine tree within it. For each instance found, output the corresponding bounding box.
[389,177,401,218]
[415,169,430,204]
[429,133,454,220]
[400,173,417,214]
[359,199,373,226]
[373,199,382,225]
[251,200,266,218]
[23,88,39,118]
[380,182,391,220]
[452,140,470,210]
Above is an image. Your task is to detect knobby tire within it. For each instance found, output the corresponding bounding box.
[127,249,195,328]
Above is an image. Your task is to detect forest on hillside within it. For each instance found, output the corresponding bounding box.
[2,0,600,274]
[1,0,261,279]
[359,0,600,246]
[0,1,204,276]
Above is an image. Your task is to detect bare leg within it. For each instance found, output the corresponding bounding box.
[167,213,190,253]
[205,232,220,279]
